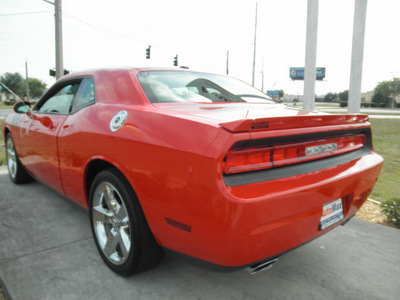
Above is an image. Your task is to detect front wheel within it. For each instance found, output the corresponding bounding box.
[5,133,32,184]
[89,169,164,276]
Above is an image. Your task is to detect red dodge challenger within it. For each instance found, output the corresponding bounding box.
[2,68,383,275]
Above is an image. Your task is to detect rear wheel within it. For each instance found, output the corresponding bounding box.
[89,169,164,276]
[5,133,32,184]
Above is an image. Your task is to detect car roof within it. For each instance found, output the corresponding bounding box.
[60,67,199,80]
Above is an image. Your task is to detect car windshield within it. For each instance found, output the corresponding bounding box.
[137,71,276,104]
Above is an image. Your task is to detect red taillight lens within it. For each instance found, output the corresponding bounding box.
[222,147,274,174]
[223,134,367,174]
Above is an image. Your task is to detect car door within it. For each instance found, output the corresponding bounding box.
[19,80,81,195]
[57,77,97,206]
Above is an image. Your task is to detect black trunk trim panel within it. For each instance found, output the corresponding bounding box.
[223,128,372,187]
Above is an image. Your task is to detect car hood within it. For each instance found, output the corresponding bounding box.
[153,103,368,132]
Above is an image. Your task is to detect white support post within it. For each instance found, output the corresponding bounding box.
[303,0,319,111]
[348,0,368,114]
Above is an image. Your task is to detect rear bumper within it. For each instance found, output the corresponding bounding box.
[144,151,383,268]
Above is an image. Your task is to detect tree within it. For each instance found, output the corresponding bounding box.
[324,92,338,102]
[25,78,47,98]
[279,89,285,98]
[338,90,349,102]
[0,72,24,97]
[372,78,400,108]
[1,73,48,100]
[338,90,349,107]
[372,91,390,107]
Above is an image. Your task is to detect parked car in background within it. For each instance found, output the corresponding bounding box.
[2,68,383,275]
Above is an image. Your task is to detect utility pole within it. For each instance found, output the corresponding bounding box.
[226,50,229,75]
[252,2,258,87]
[348,0,368,114]
[55,0,64,79]
[303,0,319,111]
[25,60,30,101]
[261,58,265,93]
[43,0,64,80]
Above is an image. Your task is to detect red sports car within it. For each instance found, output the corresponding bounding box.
[2,68,383,275]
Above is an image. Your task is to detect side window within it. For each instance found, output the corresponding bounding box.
[38,83,80,114]
[72,78,95,112]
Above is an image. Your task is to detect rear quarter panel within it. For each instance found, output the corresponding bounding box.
[57,103,223,214]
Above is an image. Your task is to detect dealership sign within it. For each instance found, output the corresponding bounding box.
[290,67,326,80]
[267,90,279,96]
[267,90,280,100]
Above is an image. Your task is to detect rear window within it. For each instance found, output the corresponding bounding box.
[137,71,276,104]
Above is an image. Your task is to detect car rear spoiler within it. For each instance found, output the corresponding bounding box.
[219,114,369,133]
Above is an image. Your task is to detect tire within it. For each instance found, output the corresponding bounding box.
[89,169,164,276]
[5,133,32,184]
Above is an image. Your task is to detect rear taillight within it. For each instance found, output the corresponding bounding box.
[223,134,367,174]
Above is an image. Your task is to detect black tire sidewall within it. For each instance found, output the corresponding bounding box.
[5,133,31,184]
[89,169,143,276]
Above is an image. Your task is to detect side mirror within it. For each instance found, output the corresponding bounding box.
[13,101,31,114]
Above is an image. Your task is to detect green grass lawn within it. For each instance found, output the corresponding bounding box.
[0,104,13,109]
[369,119,400,202]
[0,119,398,202]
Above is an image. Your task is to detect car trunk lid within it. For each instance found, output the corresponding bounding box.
[153,102,369,132]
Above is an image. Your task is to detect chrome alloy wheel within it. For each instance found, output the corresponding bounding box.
[6,136,17,180]
[92,182,131,265]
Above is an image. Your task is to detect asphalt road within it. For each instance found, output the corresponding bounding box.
[0,109,12,119]
[317,107,400,119]
[0,166,399,300]
[319,107,400,114]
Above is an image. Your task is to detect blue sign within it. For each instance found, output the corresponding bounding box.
[267,90,279,95]
[290,67,325,80]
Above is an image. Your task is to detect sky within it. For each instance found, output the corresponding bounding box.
[1,0,400,96]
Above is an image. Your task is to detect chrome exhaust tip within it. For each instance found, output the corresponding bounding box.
[245,258,279,275]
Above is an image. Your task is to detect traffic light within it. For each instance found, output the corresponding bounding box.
[146,46,151,59]
[50,69,69,77]
[174,55,178,66]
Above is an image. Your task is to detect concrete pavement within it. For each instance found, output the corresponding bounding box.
[368,115,400,119]
[318,107,400,114]
[316,107,400,119]
[0,166,399,300]
[0,109,12,120]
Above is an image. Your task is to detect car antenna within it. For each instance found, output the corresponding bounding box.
[0,81,23,103]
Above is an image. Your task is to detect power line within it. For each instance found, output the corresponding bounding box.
[63,11,146,45]
[0,11,50,17]
[1,6,227,75]
[62,10,224,71]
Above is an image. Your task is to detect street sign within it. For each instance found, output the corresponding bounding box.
[290,67,325,80]
[267,90,279,95]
